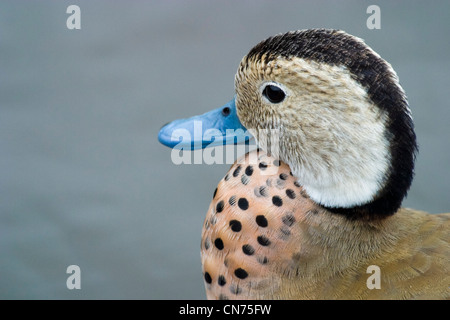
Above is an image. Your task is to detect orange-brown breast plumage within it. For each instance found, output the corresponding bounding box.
[200,150,450,300]
[201,149,324,299]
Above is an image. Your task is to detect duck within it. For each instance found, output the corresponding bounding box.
[158,29,449,300]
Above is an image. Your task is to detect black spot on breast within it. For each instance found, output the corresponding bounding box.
[255,215,268,227]
[229,220,242,232]
[279,173,288,180]
[280,226,291,238]
[245,165,254,176]
[213,188,218,199]
[259,162,268,170]
[286,189,296,199]
[300,189,309,198]
[216,200,224,213]
[276,179,286,189]
[241,174,250,185]
[204,238,210,250]
[218,275,227,286]
[259,186,268,197]
[257,256,269,265]
[273,159,280,167]
[230,285,242,295]
[242,244,255,255]
[272,196,283,207]
[214,238,224,250]
[294,181,301,188]
[282,214,296,227]
[233,165,242,177]
[224,173,230,181]
[238,198,249,210]
[204,272,212,284]
[234,268,248,279]
[266,179,272,187]
[229,196,236,206]
[257,235,271,246]
[219,294,229,300]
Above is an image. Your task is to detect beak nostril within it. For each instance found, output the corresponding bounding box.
[222,107,231,117]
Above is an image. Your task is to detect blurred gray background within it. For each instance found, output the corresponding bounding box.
[1,0,449,299]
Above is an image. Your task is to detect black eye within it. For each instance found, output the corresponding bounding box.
[263,84,286,103]
[222,106,230,116]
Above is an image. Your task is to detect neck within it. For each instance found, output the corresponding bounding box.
[300,174,408,220]
[284,137,415,220]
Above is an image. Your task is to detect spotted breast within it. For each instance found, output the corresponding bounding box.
[201,149,320,299]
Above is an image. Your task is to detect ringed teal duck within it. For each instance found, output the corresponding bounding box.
[158,29,449,299]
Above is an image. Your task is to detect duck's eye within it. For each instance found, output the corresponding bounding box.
[262,84,286,103]
[222,106,231,116]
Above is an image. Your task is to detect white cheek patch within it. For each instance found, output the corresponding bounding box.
[294,122,391,208]
[296,91,390,206]
[274,59,392,209]
[299,137,390,208]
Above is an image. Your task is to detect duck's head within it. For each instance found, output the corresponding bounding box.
[159,29,417,220]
